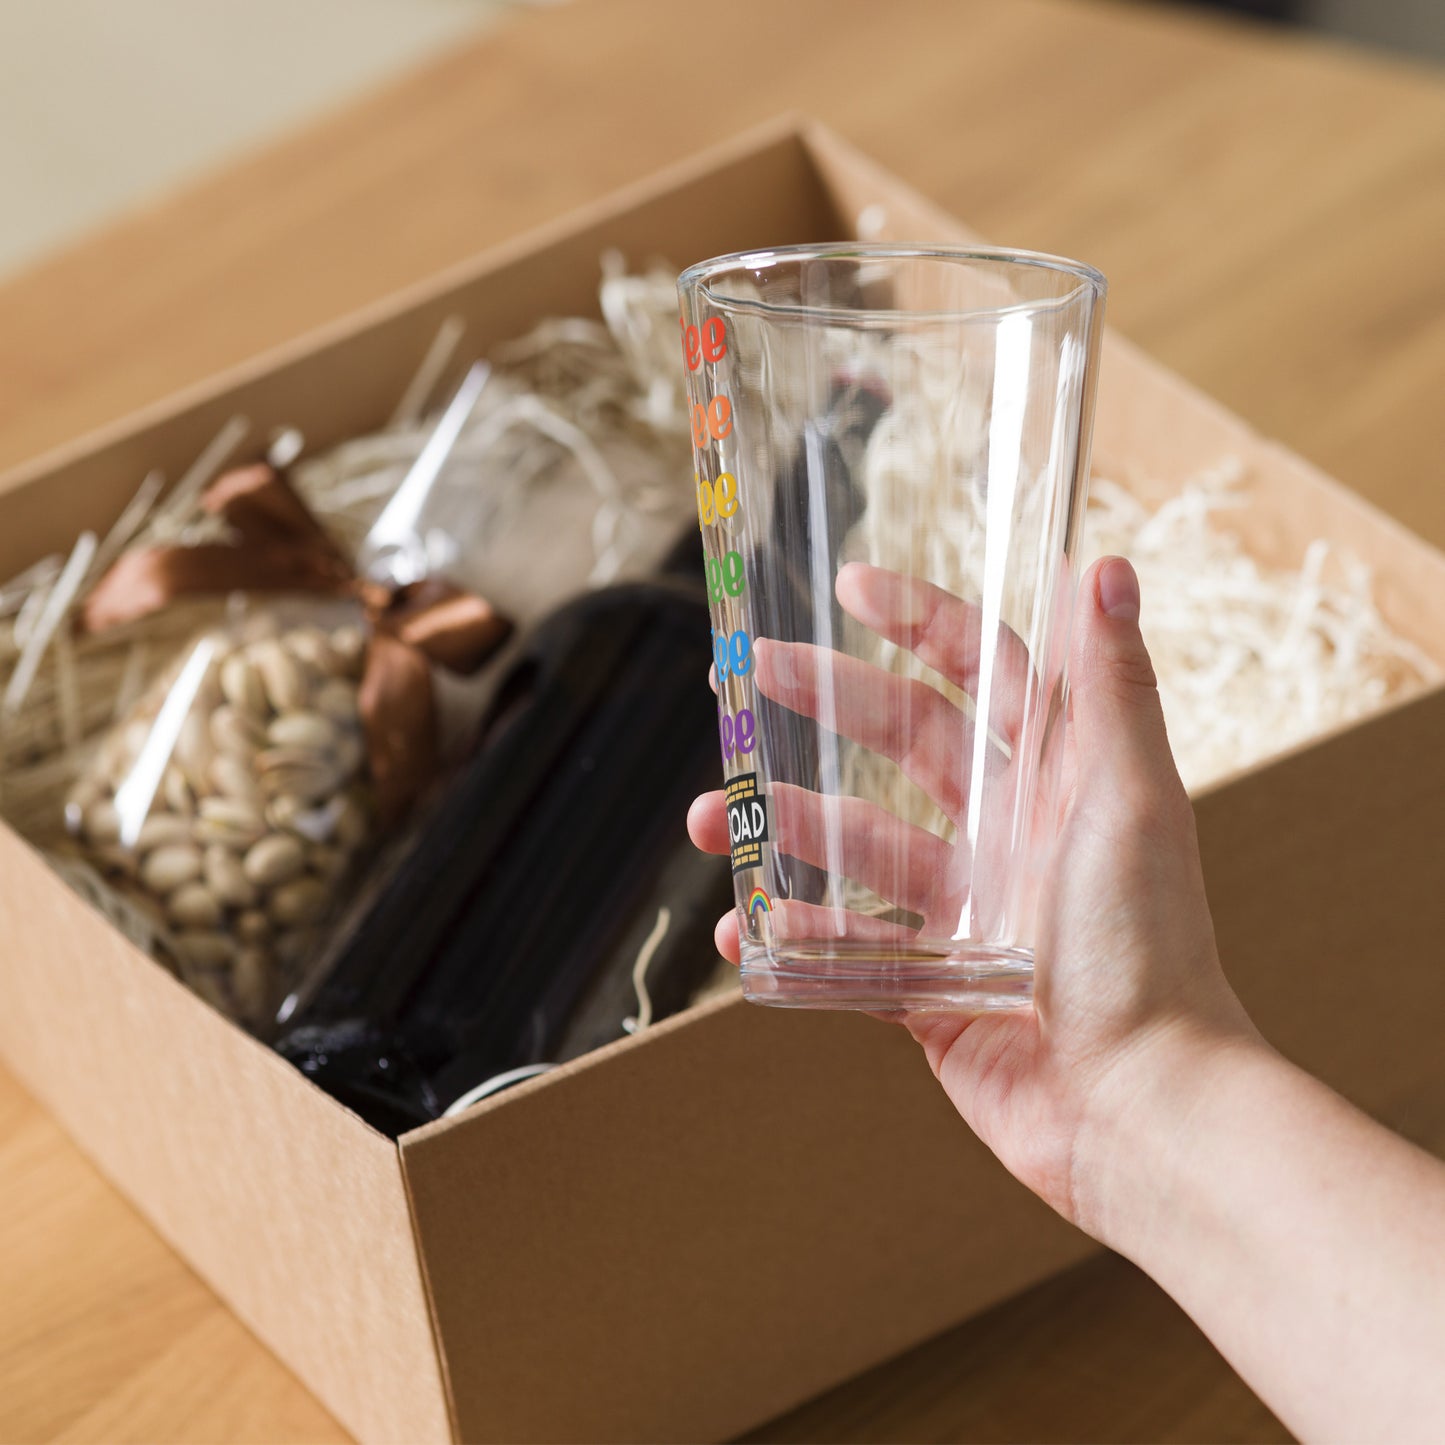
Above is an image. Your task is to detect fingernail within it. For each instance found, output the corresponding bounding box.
[1098,558,1140,622]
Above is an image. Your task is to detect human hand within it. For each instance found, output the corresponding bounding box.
[687,556,1259,1236]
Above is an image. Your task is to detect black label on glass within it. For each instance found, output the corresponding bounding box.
[725,772,769,874]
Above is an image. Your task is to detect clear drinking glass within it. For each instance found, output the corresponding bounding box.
[677,244,1105,1011]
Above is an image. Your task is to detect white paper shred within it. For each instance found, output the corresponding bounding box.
[1081,461,1439,792]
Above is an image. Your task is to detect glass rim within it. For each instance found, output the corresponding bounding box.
[677,242,1106,324]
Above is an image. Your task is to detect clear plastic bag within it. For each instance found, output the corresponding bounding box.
[66,600,374,1028]
[64,368,517,1029]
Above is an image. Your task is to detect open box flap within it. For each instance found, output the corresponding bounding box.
[397,990,1092,1445]
[0,826,449,1444]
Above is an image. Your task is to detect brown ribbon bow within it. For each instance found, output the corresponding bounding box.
[81,463,512,823]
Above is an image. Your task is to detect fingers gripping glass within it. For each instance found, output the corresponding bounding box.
[678,244,1105,1011]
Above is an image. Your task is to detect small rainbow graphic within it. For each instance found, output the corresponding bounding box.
[747,887,772,918]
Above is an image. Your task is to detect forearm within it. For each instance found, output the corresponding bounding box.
[1082,1029,1445,1443]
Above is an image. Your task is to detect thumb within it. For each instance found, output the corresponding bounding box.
[1069,557,1180,796]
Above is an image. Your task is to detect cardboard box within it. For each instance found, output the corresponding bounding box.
[3,117,1445,1444]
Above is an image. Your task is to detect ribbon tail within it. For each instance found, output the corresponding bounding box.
[358,630,440,827]
[80,464,355,635]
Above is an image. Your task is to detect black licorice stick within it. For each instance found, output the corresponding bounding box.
[301,589,646,1023]
[424,622,719,1103]
[272,574,730,1134]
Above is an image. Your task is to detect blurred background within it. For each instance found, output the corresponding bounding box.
[0,0,1441,284]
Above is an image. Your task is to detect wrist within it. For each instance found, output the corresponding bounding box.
[1069,1017,1270,1256]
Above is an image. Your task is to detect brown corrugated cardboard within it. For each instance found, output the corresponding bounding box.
[401,996,1090,1444]
[1,117,1444,1443]
[0,825,450,1443]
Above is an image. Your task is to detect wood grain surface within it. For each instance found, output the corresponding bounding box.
[1,0,1441,1440]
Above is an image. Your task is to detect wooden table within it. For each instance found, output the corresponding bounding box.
[1,1,1441,1439]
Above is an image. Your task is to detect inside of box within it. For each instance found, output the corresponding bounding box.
[1088,336,1445,672]
[0,126,869,1133]
[4,121,1445,1138]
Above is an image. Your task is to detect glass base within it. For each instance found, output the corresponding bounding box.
[739,940,1034,1013]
